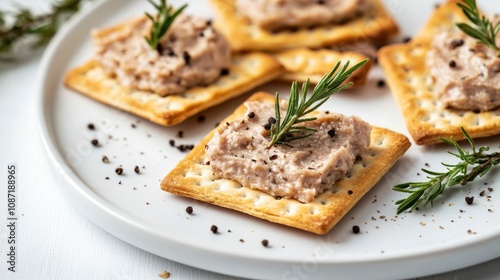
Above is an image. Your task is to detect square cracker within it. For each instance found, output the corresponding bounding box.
[273,48,372,87]
[209,0,398,52]
[378,0,500,145]
[64,53,283,126]
[161,92,411,234]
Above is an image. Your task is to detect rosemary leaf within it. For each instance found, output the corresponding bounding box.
[393,127,500,214]
[456,0,500,54]
[144,0,187,53]
[267,59,368,148]
[0,0,88,61]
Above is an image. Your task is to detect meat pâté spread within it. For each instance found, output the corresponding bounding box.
[93,13,231,96]
[427,31,500,112]
[236,0,366,31]
[205,101,371,203]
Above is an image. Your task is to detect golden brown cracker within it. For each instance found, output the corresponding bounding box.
[379,0,500,145]
[273,48,372,86]
[161,92,411,234]
[64,53,283,126]
[210,0,399,52]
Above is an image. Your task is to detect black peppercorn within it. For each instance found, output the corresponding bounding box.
[327,129,336,137]
[352,225,360,234]
[166,47,175,56]
[186,206,193,214]
[156,44,164,54]
[210,225,218,234]
[115,167,123,175]
[465,196,474,205]
[183,51,191,65]
[450,39,464,49]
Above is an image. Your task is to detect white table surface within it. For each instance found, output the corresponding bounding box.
[1,0,500,279]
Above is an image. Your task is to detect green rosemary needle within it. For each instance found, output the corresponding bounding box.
[456,0,500,54]
[267,59,368,148]
[144,0,187,53]
[393,128,500,215]
[0,0,88,60]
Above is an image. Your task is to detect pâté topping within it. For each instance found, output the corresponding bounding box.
[426,0,500,111]
[236,0,367,31]
[92,0,231,96]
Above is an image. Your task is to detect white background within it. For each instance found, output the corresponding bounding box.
[1,0,500,279]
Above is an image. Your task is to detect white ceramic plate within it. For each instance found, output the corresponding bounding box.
[37,0,500,279]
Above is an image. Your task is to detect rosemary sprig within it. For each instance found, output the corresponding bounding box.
[456,0,500,55]
[267,59,368,148]
[144,0,187,53]
[0,0,88,60]
[393,128,500,215]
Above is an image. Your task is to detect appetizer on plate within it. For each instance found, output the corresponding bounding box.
[210,0,399,52]
[209,0,388,87]
[162,61,411,234]
[379,0,500,145]
[64,1,282,126]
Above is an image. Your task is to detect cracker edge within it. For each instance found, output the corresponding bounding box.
[161,92,411,234]
[210,0,399,51]
[378,0,500,145]
[273,48,372,86]
[64,53,284,126]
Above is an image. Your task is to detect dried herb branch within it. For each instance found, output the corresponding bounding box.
[267,59,368,148]
[456,0,500,54]
[144,0,187,53]
[393,128,500,214]
[0,0,88,60]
